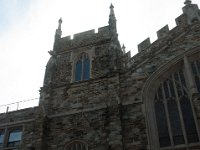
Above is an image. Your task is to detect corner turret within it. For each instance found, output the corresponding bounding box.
[55,18,62,38]
[109,4,117,35]
[182,0,200,24]
[53,18,62,51]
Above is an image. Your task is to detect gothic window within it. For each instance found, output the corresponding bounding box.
[0,130,4,147]
[75,53,90,82]
[7,129,22,147]
[154,69,199,149]
[65,140,87,150]
[191,60,200,92]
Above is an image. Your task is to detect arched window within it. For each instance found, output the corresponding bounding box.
[75,53,90,82]
[143,56,200,150]
[65,140,88,150]
[154,70,199,148]
[191,60,200,92]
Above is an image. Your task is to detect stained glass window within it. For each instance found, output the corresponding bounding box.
[154,69,199,148]
[155,101,171,147]
[167,99,184,145]
[75,53,90,82]
[180,96,199,143]
[83,58,90,80]
[191,60,200,92]
[75,60,82,81]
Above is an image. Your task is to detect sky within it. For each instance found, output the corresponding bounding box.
[0,0,200,112]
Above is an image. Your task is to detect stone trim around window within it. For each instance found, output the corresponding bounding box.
[65,140,88,150]
[71,48,94,83]
[0,126,23,149]
[142,49,200,150]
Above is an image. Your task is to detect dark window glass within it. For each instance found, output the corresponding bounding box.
[191,62,197,75]
[158,87,163,99]
[82,145,86,150]
[180,96,199,143]
[175,81,182,97]
[7,129,22,147]
[197,61,200,74]
[83,58,90,80]
[77,143,82,150]
[174,72,179,81]
[169,79,175,97]
[75,60,82,81]
[164,81,169,98]
[66,142,87,150]
[195,76,200,92]
[0,131,4,147]
[179,70,186,87]
[167,99,185,145]
[155,102,171,147]
[174,73,183,97]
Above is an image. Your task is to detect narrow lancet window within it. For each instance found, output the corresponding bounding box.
[75,53,90,82]
[75,60,83,81]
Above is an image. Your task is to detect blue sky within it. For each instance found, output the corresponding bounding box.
[0,0,34,35]
[0,0,200,112]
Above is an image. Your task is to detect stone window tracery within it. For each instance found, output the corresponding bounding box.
[65,140,88,150]
[154,70,199,148]
[144,56,200,150]
[75,53,90,82]
[154,69,199,148]
[191,60,200,92]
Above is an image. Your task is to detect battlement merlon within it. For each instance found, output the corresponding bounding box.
[137,1,200,53]
[157,25,169,39]
[60,26,110,41]
[138,38,151,53]
[54,26,112,52]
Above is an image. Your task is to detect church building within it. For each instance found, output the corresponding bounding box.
[1,1,200,149]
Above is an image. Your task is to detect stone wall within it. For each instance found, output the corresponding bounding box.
[1,2,200,150]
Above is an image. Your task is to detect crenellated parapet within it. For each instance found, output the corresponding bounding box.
[138,38,151,53]
[157,25,169,39]
[128,1,200,69]
[137,14,188,54]
[55,26,112,52]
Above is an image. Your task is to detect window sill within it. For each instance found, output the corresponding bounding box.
[160,142,200,150]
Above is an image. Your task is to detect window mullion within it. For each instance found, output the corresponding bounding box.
[184,56,197,94]
[161,83,175,148]
[2,128,8,148]
[172,74,189,147]
[167,80,172,97]
[192,61,200,141]
[177,72,185,96]
[81,58,84,80]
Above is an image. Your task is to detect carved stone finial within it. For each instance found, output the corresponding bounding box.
[58,18,62,24]
[122,44,126,54]
[184,0,192,5]
[109,3,117,34]
[58,18,62,30]
[55,17,62,39]
[110,3,114,14]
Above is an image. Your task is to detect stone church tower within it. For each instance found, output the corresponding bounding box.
[1,1,200,150]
